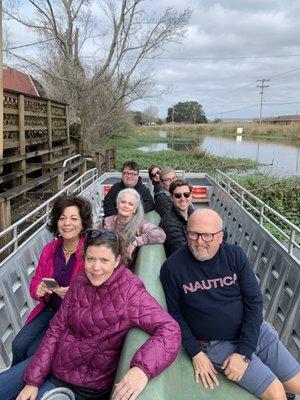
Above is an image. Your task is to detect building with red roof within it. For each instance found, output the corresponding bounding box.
[3,65,46,97]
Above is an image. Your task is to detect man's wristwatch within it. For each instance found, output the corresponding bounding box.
[241,355,250,363]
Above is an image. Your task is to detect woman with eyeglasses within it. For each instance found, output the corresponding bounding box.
[10,194,93,367]
[102,188,166,268]
[148,164,161,192]
[0,229,181,400]
[159,179,194,257]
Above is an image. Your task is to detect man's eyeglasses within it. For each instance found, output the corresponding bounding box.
[122,171,138,177]
[173,192,191,199]
[86,229,118,241]
[161,176,177,182]
[151,170,160,178]
[188,230,222,242]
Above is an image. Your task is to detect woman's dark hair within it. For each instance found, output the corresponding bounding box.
[148,164,160,179]
[47,194,93,236]
[84,230,128,265]
[169,179,193,195]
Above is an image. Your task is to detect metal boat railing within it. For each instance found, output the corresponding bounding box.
[0,169,299,369]
[214,169,300,259]
[0,169,98,264]
[61,154,83,187]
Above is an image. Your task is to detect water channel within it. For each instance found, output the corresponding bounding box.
[137,131,300,177]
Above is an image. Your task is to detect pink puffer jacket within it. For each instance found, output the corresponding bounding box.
[24,266,181,390]
[26,236,85,324]
[103,215,166,246]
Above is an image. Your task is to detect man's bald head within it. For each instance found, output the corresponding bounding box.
[187,209,223,261]
[188,209,223,231]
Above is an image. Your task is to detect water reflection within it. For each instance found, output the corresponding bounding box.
[138,131,300,177]
[138,143,170,152]
[138,141,196,152]
[199,135,300,176]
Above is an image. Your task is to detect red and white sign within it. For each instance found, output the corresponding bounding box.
[103,185,112,196]
[192,186,208,199]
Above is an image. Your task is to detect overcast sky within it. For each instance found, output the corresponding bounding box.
[4,0,300,120]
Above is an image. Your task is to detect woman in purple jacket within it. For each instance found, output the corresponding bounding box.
[102,188,166,268]
[0,229,181,400]
[11,194,93,366]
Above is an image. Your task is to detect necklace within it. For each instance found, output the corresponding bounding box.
[62,244,77,255]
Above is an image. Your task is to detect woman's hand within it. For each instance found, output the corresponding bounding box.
[16,384,38,400]
[52,286,69,299]
[36,282,53,298]
[112,366,148,400]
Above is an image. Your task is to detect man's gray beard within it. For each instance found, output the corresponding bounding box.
[189,245,212,262]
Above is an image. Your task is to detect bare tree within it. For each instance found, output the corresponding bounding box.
[4,0,191,152]
[143,105,158,124]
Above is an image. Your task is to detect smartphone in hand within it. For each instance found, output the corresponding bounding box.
[42,278,59,289]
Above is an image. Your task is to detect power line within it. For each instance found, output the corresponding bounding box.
[4,32,107,52]
[206,100,300,117]
[6,38,54,51]
[269,67,300,81]
[149,54,300,61]
[206,104,257,117]
[265,101,300,105]
[6,38,300,61]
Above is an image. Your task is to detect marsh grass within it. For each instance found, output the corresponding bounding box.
[114,148,257,174]
[139,123,300,140]
[231,173,300,231]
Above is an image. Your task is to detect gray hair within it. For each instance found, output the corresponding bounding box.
[159,166,176,182]
[116,188,144,245]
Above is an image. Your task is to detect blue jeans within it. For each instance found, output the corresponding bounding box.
[0,357,55,400]
[11,306,56,366]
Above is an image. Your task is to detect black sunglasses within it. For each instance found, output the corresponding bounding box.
[173,192,191,199]
[151,170,160,178]
[86,229,118,241]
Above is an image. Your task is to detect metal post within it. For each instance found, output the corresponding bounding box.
[259,204,264,226]
[226,181,231,194]
[13,226,18,251]
[241,190,244,207]
[288,229,295,255]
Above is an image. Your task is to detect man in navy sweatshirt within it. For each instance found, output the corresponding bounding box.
[160,209,300,399]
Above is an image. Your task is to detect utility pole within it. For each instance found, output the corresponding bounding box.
[257,79,270,124]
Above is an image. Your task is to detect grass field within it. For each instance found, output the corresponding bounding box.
[139,122,300,140]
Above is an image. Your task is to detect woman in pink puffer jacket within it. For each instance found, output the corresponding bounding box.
[102,188,166,269]
[1,229,181,400]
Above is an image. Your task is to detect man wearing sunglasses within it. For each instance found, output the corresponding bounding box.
[103,160,154,217]
[154,166,178,217]
[159,179,194,256]
[160,209,300,399]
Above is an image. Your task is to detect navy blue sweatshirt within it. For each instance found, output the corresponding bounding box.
[160,243,263,359]
[103,177,154,217]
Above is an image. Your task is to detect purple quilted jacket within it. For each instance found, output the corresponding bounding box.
[24,265,181,390]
